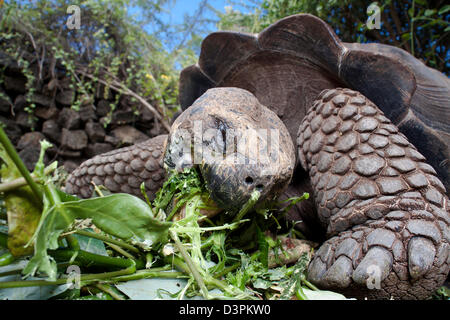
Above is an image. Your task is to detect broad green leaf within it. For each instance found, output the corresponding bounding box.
[4,188,41,256]
[23,193,172,280]
[0,143,41,257]
[73,231,108,256]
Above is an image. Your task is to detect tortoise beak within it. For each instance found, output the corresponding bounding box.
[200,161,274,212]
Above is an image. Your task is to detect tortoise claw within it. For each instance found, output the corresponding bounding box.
[408,237,436,279]
[352,246,393,287]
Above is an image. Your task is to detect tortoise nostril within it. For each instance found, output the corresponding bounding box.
[245,176,254,185]
[255,184,264,191]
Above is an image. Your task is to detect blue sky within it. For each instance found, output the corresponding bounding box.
[138,0,254,51]
[160,0,230,25]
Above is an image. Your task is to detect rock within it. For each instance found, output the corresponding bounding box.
[18,146,46,171]
[14,112,37,130]
[35,105,59,120]
[58,108,81,129]
[42,119,61,142]
[17,131,46,150]
[4,76,26,94]
[0,52,21,74]
[95,83,114,100]
[61,128,88,150]
[111,125,149,145]
[56,90,74,106]
[84,142,114,158]
[63,160,81,173]
[96,100,111,117]
[85,121,105,143]
[58,149,82,158]
[13,95,28,112]
[31,93,53,108]
[0,93,11,114]
[111,109,136,125]
[79,104,97,122]
[104,135,119,146]
[0,116,22,144]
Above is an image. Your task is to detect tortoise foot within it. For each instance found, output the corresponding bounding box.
[298,88,449,299]
[307,214,449,299]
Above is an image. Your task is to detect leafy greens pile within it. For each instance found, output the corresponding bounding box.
[0,125,349,300]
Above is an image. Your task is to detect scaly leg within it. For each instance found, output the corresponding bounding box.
[65,135,167,200]
[297,88,449,299]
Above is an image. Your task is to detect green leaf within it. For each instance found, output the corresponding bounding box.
[438,5,450,15]
[414,0,427,6]
[0,259,69,300]
[255,224,269,269]
[424,9,436,16]
[73,231,108,256]
[279,252,310,300]
[23,193,172,280]
[0,141,41,257]
[302,288,352,300]
[401,33,412,41]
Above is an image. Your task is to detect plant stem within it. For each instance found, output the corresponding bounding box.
[108,269,186,283]
[0,166,56,193]
[0,261,136,289]
[94,283,125,300]
[233,190,260,222]
[213,263,240,278]
[106,242,136,260]
[302,278,320,291]
[0,232,7,247]
[65,234,80,251]
[0,125,42,206]
[0,252,15,266]
[296,286,308,300]
[74,229,140,254]
[170,230,210,299]
[49,248,141,270]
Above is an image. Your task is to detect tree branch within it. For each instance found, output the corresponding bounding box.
[77,69,171,132]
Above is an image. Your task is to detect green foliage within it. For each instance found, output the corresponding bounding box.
[0,0,184,122]
[217,0,449,75]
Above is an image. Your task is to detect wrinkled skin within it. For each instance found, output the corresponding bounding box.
[164,87,295,212]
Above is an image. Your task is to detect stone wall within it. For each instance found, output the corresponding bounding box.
[0,54,168,173]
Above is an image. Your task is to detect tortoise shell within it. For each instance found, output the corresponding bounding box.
[179,14,450,195]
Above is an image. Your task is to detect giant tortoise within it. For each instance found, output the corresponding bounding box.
[65,14,449,299]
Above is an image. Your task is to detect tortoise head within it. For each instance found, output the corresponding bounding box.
[164,87,295,212]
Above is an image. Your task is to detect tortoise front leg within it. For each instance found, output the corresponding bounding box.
[297,88,449,299]
[65,135,167,200]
